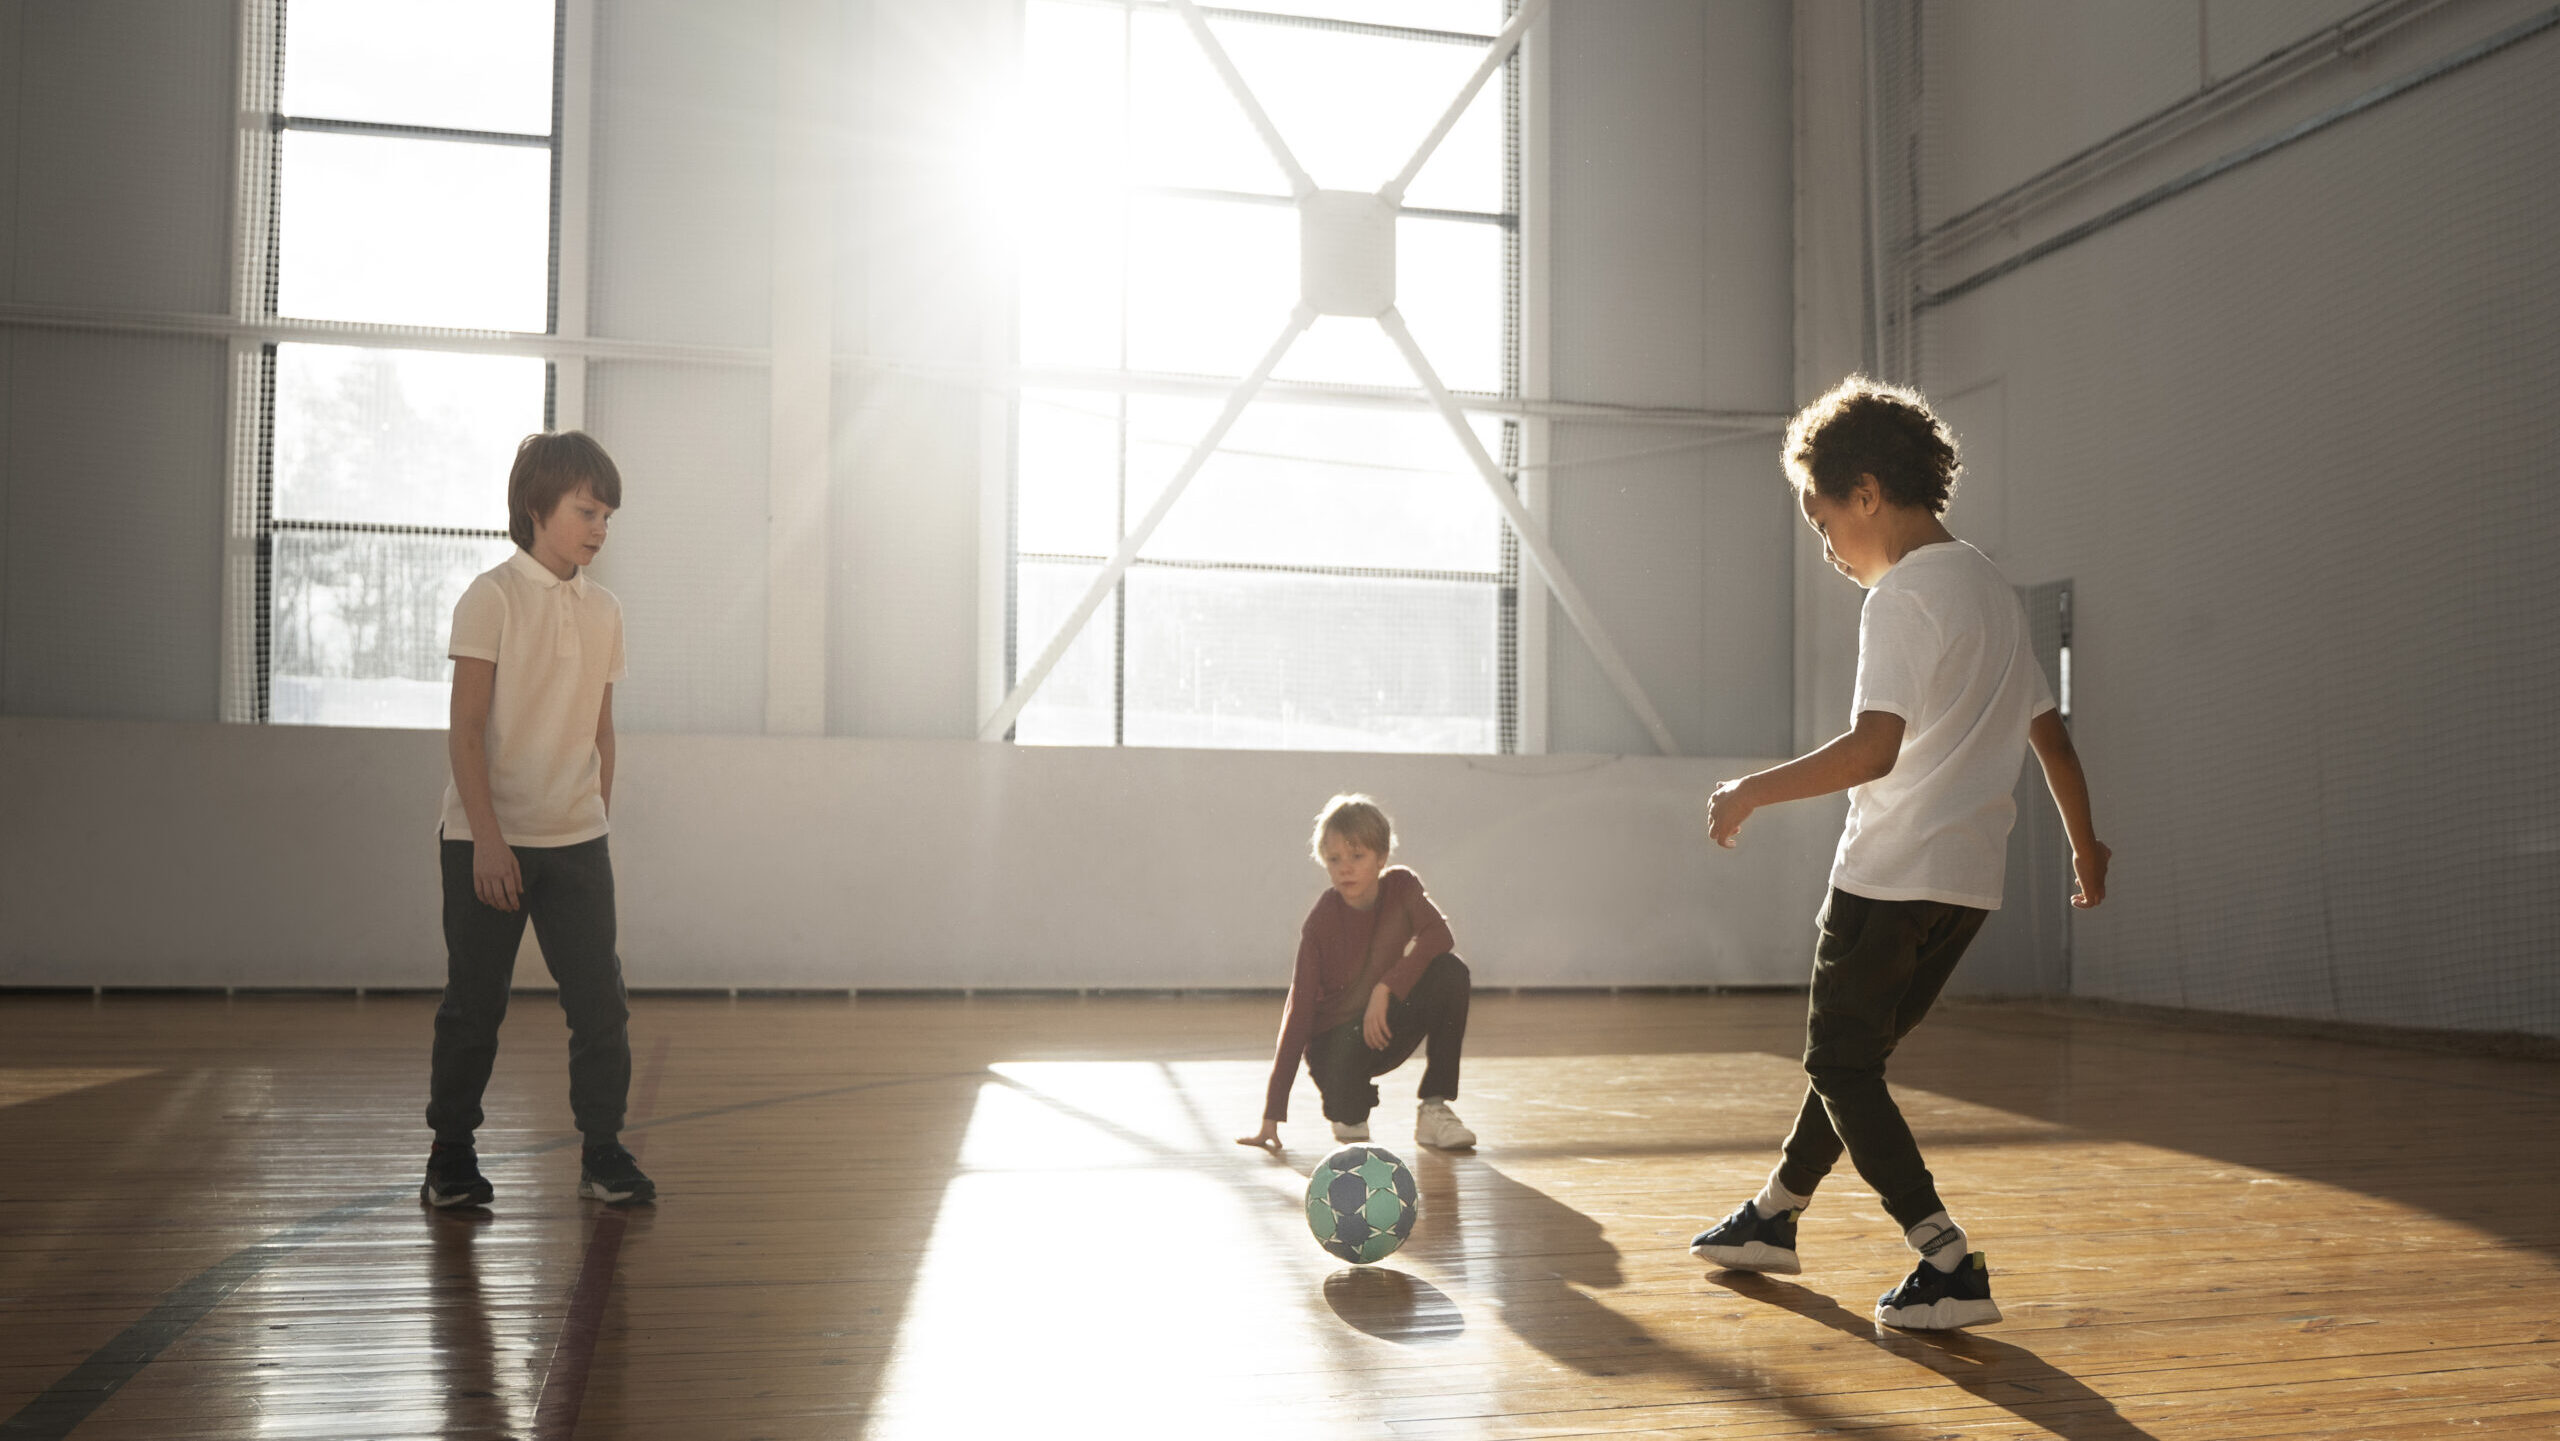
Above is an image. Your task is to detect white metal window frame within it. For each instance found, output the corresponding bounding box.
[984,0,1581,754]
[219,0,598,725]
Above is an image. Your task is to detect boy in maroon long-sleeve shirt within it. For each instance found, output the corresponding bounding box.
[1238,794,1477,1151]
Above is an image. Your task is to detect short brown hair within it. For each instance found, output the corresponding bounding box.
[1310,794,1393,860]
[1784,376,1959,514]
[507,431,623,552]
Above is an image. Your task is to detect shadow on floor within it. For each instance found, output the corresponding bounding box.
[1709,1270,2161,1441]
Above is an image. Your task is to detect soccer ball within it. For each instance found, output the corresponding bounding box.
[1305,1143,1419,1264]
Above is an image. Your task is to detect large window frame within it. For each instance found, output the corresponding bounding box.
[228,0,571,727]
[1002,1,1527,754]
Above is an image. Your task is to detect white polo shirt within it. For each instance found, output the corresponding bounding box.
[1831,540,2055,910]
[438,548,628,848]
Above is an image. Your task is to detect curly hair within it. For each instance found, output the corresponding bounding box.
[1783,376,1960,514]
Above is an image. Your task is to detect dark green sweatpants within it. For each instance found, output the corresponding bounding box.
[1775,886,1987,1230]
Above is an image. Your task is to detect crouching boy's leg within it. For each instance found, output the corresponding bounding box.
[424,836,528,1207]
[1388,954,1476,1148]
[1307,1021,1384,1138]
[523,837,653,1204]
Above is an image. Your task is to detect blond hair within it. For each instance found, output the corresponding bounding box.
[1310,793,1393,861]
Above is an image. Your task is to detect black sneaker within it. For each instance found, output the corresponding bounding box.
[1689,1200,1802,1274]
[1875,1250,2002,1329]
[420,1143,494,1209]
[579,1142,656,1205]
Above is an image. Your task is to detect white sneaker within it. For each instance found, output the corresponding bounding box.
[1330,1120,1371,1143]
[1415,1099,1476,1150]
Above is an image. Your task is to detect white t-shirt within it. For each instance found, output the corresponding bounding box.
[438,549,628,848]
[1831,540,2054,910]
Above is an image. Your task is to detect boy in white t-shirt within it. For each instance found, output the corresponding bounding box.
[421,431,654,1210]
[1687,377,2108,1330]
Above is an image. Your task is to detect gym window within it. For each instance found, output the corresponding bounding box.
[248,0,559,727]
[1004,1,1522,752]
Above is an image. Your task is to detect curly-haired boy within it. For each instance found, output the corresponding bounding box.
[1687,376,2109,1329]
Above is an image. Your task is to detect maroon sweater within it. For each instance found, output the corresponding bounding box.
[1261,867,1456,1122]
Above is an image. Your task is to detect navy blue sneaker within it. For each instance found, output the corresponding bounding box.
[421,1143,494,1209]
[1876,1251,2001,1329]
[579,1142,656,1205]
[1689,1201,1802,1274]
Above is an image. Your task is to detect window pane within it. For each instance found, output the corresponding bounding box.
[1128,398,1504,571]
[1017,389,1123,557]
[1276,314,1411,389]
[274,345,544,530]
[1123,567,1497,752]
[1019,3,1129,370]
[271,530,516,728]
[1125,196,1296,377]
[1013,558,1120,745]
[1203,18,1494,199]
[1128,9,1292,196]
[277,130,551,331]
[1396,215,1504,393]
[282,0,555,135]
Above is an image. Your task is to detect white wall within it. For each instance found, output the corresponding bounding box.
[1894,1,2560,1036]
[1543,0,1796,757]
[0,1,234,723]
[0,716,1838,990]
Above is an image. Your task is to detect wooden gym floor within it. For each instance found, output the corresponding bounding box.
[2,990,2556,1439]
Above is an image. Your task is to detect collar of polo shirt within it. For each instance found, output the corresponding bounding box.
[506,546,587,593]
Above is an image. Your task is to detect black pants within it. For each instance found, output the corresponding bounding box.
[1306,953,1471,1125]
[1776,887,1986,1230]
[426,835,632,1149]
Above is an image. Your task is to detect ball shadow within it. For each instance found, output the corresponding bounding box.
[1321,1266,1468,1344]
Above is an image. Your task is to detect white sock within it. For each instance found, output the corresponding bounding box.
[1752,1171,1812,1220]
[1906,1211,1968,1272]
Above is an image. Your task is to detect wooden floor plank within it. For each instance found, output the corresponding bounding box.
[2,991,2554,1438]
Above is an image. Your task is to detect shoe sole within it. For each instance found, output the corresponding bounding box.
[579,1177,656,1205]
[1875,1296,2002,1329]
[1416,1131,1476,1150]
[1691,1240,1802,1275]
[419,1182,492,1209]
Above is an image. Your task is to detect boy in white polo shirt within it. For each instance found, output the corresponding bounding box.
[421,431,653,1209]
[1686,377,2108,1329]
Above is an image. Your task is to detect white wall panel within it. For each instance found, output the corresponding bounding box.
[586,361,771,735]
[2,331,225,721]
[1917,24,2560,1036]
[1542,0,1795,756]
[4,1,234,312]
[1920,0,2203,226]
[588,0,777,349]
[0,716,1839,990]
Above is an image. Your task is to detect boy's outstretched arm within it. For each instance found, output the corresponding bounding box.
[2028,709,2110,907]
[1707,710,1905,848]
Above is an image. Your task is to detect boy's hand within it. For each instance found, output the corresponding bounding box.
[473,838,523,912]
[2070,840,2111,908]
[1362,984,1393,1050]
[1236,1120,1281,1150]
[1706,777,1757,849]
